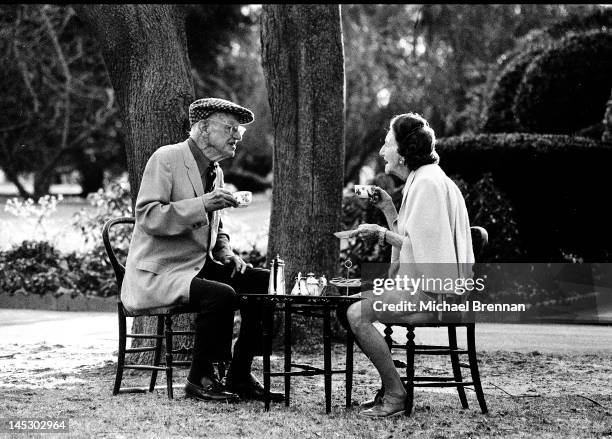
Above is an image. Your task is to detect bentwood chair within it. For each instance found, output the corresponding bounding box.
[383,226,489,415]
[103,216,199,399]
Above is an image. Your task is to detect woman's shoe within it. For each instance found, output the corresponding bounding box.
[358,394,406,418]
[359,387,384,411]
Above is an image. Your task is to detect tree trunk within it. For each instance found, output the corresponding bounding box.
[261,5,345,284]
[2,167,32,199]
[32,170,52,201]
[74,4,195,363]
[73,4,194,201]
[603,89,612,145]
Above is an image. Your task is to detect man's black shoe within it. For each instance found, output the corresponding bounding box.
[226,373,284,402]
[184,378,240,402]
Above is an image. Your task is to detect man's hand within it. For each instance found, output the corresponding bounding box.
[202,188,239,212]
[221,254,253,278]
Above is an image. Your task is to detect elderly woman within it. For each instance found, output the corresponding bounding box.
[346,113,474,418]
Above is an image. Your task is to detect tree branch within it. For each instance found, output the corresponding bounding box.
[12,8,41,114]
[41,5,72,152]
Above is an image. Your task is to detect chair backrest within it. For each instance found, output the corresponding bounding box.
[470,226,488,261]
[102,216,135,300]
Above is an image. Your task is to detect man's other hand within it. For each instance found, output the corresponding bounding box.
[221,254,253,277]
[203,188,240,212]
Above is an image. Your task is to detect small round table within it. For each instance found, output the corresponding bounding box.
[238,294,362,413]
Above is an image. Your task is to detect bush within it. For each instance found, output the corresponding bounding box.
[514,30,612,134]
[437,133,612,261]
[0,240,117,298]
[495,7,612,74]
[453,174,523,262]
[481,47,546,133]
[544,7,612,40]
[483,8,612,134]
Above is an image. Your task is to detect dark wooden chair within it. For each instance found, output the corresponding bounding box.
[383,226,489,415]
[102,216,198,399]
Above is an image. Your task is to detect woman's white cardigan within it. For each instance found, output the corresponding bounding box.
[389,163,474,295]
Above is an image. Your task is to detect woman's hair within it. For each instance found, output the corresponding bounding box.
[390,113,439,169]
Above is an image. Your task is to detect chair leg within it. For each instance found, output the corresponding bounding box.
[404,326,415,416]
[149,316,164,392]
[384,325,394,351]
[467,324,488,414]
[448,326,469,409]
[164,315,174,399]
[284,302,292,407]
[323,305,333,414]
[113,304,127,395]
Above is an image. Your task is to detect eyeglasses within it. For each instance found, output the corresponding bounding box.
[208,119,246,137]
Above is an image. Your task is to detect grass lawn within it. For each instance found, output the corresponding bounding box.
[2,343,611,438]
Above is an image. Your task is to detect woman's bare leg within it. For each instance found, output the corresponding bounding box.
[346,298,406,399]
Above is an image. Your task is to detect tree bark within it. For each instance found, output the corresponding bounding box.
[74,4,195,363]
[603,89,612,145]
[73,4,194,202]
[261,5,345,284]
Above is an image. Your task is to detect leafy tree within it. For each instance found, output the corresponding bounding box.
[0,4,122,199]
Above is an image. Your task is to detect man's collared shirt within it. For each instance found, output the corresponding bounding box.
[188,137,216,186]
[187,137,232,259]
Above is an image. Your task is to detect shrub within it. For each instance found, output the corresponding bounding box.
[0,239,119,298]
[544,7,612,40]
[437,133,612,261]
[483,8,612,134]
[495,7,612,74]
[481,47,546,133]
[453,174,523,262]
[513,30,612,134]
[72,175,132,248]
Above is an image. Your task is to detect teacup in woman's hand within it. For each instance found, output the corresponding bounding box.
[233,191,252,208]
[354,184,374,199]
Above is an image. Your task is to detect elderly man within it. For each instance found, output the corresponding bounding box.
[121,98,283,403]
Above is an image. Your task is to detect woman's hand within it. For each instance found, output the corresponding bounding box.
[369,186,393,211]
[350,223,385,243]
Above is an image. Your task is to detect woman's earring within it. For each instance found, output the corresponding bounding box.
[399,157,405,166]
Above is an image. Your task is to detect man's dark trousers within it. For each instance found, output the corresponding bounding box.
[187,257,268,384]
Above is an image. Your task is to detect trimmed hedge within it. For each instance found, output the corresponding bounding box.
[544,8,612,40]
[513,30,612,134]
[481,47,546,133]
[496,8,612,73]
[437,133,612,262]
[484,8,612,134]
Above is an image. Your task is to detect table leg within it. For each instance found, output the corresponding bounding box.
[284,302,292,407]
[263,302,273,411]
[323,305,332,414]
[345,328,354,408]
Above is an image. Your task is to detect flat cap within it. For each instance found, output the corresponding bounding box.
[189,97,254,127]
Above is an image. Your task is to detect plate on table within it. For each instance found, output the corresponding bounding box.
[329,278,361,288]
[333,231,353,239]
